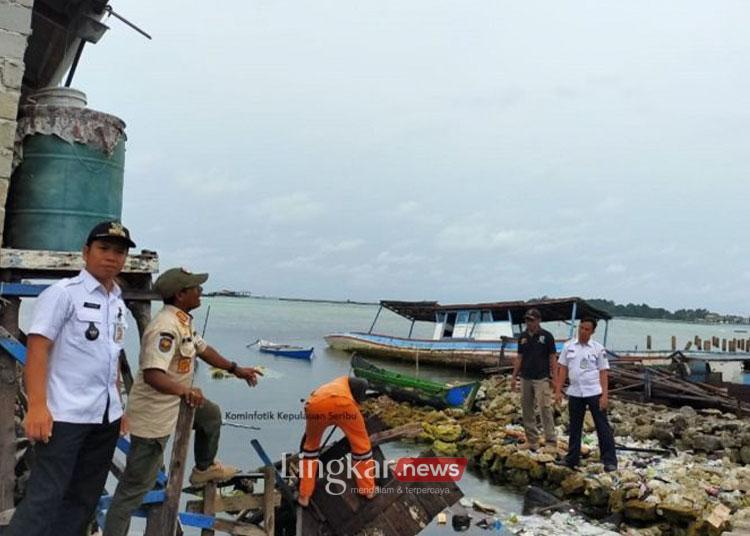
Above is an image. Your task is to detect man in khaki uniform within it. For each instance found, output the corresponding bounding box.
[103,268,262,536]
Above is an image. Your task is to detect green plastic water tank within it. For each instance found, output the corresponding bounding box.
[5,96,126,252]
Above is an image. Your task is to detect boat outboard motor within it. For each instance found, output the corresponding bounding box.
[348,377,369,403]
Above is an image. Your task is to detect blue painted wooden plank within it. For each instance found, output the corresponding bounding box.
[141,489,166,504]
[0,334,26,365]
[116,436,131,454]
[0,283,47,297]
[178,511,215,529]
[97,494,112,511]
[96,506,107,531]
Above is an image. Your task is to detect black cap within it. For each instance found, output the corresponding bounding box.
[524,308,542,320]
[86,221,136,248]
[348,377,369,403]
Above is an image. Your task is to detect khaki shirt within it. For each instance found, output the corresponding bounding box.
[127,305,208,438]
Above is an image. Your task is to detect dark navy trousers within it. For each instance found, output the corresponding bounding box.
[6,420,120,536]
[564,395,617,468]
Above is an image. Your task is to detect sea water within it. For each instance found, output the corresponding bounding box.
[17,297,749,534]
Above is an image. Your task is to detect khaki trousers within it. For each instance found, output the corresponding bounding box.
[520,378,557,447]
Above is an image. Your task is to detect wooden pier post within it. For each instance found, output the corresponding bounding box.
[145,401,196,536]
[263,466,275,535]
[126,299,153,339]
[704,340,711,351]
[0,296,20,515]
[646,335,652,350]
[722,339,727,352]
[671,336,676,351]
[201,480,218,536]
[729,340,736,353]
[695,336,702,348]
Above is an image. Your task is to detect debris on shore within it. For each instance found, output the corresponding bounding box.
[362,375,750,534]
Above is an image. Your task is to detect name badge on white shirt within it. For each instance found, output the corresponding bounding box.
[114,306,125,344]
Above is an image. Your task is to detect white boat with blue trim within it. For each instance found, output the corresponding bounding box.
[325,298,611,371]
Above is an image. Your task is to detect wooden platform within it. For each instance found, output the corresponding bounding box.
[0,247,159,276]
[297,437,463,536]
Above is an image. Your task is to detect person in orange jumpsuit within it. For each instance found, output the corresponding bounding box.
[298,376,375,506]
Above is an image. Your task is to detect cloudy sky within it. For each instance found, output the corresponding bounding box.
[75,1,749,313]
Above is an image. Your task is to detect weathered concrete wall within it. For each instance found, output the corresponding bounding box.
[0,0,33,244]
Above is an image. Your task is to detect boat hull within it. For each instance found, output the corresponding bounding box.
[327,332,516,370]
[351,354,479,410]
[259,346,314,360]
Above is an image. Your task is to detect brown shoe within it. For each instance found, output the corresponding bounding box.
[189,460,239,486]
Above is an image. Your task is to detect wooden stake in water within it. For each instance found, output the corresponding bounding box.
[671,336,676,351]
[646,335,652,350]
[201,304,211,338]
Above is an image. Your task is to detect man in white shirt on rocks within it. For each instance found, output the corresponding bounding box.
[554,317,617,472]
[7,221,135,536]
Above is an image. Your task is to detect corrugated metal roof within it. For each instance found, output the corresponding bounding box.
[380,297,612,323]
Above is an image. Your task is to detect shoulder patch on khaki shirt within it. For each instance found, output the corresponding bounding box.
[176,310,191,325]
[158,334,174,354]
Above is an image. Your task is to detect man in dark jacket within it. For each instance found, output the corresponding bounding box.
[511,308,558,451]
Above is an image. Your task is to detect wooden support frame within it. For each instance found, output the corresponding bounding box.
[0,297,20,515]
[145,402,196,536]
[186,490,281,516]
[0,248,158,274]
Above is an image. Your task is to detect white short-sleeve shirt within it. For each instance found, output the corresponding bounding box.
[29,269,127,424]
[557,338,609,398]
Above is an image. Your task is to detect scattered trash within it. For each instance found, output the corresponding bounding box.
[452,513,471,531]
[472,499,498,514]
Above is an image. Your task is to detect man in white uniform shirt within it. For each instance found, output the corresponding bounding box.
[554,317,617,472]
[7,221,135,536]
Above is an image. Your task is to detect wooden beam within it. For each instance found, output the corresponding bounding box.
[145,402,195,536]
[0,507,14,526]
[201,481,217,536]
[186,492,280,514]
[0,297,20,514]
[280,422,423,469]
[0,248,159,274]
[212,518,265,536]
[263,466,275,535]
[370,423,423,446]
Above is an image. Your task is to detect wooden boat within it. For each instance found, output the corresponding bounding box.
[258,340,314,360]
[351,354,479,410]
[326,297,610,370]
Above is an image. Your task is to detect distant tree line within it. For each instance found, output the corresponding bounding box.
[587,299,714,321]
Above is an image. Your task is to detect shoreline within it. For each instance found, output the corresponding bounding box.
[202,295,750,326]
